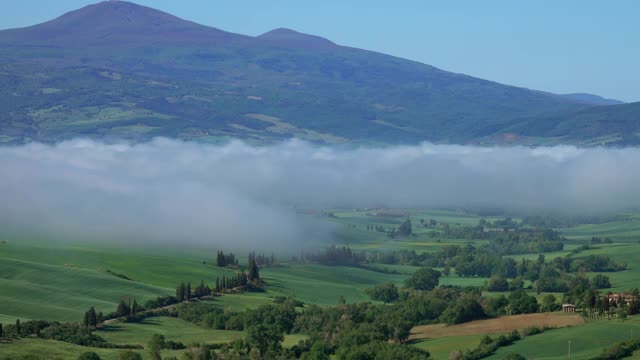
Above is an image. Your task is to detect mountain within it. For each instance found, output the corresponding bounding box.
[503,102,640,145]
[0,1,636,146]
[257,28,337,49]
[0,0,248,46]
[560,93,624,106]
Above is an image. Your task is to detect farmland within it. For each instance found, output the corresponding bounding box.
[410,313,584,340]
[2,208,640,359]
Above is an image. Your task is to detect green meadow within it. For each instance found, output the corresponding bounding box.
[488,317,640,360]
[3,208,640,359]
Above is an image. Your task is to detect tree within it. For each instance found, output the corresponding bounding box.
[186,282,192,301]
[487,276,509,291]
[365,283,399,303]
[119,351,142,360]
[505,353,526,360]
[83,311,90,328]
[88,307,97,327]
[148,334,165,360]
[508,290,539,314]
[116,300,130,317]
[78,352,102,360]
[15,319,21,336]
[405,267,441,291]
[248,257,260,282]
[440,294,486,324]
[619,308,628,321]
[0,323,3,338]
[389,319,412,343]
[177,283,186,302]
[246,323,284,355]
[303,342,331,360]
[541,294,558,312]
[592,274,611,289]
[182,344,212,360]
[398,218,412,236]
[131,300,139,316]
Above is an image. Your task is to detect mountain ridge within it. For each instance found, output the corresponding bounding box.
[0,1,636,146]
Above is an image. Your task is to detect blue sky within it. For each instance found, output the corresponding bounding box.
[3,0,638,102]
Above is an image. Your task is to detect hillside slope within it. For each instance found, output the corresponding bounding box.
[0,1,635,145]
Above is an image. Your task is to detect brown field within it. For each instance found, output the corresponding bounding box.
[410,313,584,340]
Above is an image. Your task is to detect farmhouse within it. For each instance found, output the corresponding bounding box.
[607,293,635,306]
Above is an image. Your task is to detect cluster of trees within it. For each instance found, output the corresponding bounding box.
[363,218,414,238]
[365,283,399,303]
[215,273,248,292]
[216,251,238,267]
[303,245,366,265]
[82,307,99,329]
[594,337,640,360]
[521,214,629,228]
[384,218,414,239]
[420,218,438,227]
[175,296,430,359]
[591,236,614,245]
[366,224,390,232]
[249,251,277,267]
[397,218,413,236]
[115,299,140,318]
[177,281,213,302]
[417,218,565,255]
[451,331,522,360]
[365,267,544,321]
[0,318,140,350]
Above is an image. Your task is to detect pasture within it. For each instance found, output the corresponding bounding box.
[487,316,640,360]
[3,208,640,359]
[98,316,244,346]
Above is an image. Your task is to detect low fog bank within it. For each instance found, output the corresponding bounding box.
[0,138,638,246]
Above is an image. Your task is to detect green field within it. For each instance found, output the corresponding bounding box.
[561,214,640,242]
[3,208,640,359]
[412,334,499,360]
[488,317,640,360]
[0,237,411,323]
[0,324,306,360]
[98,317,244,346]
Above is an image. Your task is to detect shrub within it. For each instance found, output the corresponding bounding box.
[119,351,142,360]
[77,352,101,360]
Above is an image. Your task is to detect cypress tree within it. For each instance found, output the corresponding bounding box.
[116,300,130,317]
[186,282,192,301]
[0,323,3,338]
[177,282,186,302]
[15,319,21,336]
[131,300,139,315]
[89,307,97,327]
[248,258,260,281]
[83,311,90,328]
[215,277,220,292]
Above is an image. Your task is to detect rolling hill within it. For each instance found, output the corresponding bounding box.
[0,0,637,145]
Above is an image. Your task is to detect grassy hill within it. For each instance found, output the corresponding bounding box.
[4,1,634,146]
[503,102,640,146]
[4,209,640,358]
